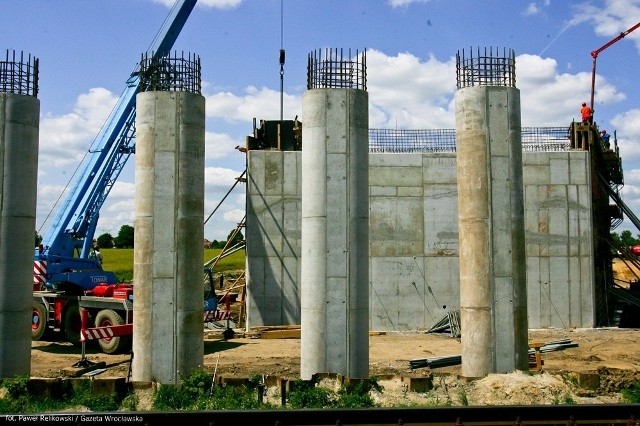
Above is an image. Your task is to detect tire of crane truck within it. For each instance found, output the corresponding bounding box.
[63,303,82,346]
[95,309,131,354]
[32,302,49,341]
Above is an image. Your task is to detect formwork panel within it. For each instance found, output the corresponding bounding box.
[580,255,595,325]
[550,155,570,185]
[568,255,582,327]
[247,152,266,193]
[370,186,397,196]
[370,152,422,168]
[424,185,459,257]
[424,256,460,326]
[282,152,299,195]
[265,153,284,195]
[547,186,570,257]
[526,256,542,328]
[569,153,588,184]
[567,185,581,257]
[578,185,593,256]
[549,256,571,328]
[423,155,457,184]
[370,196,424,257]
[282,255,301,324]
[369,165,423,187]
[538,256,551,328]
[282,198,302,258]
[370,257,422,330]
[494,275,515,370]
[398,186,423,197]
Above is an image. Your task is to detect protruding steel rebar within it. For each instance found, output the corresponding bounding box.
[456,46,516,89]
[139,50,201,94]
[307,48,367,90]
[368,127,569,153]
[0,49,39,97]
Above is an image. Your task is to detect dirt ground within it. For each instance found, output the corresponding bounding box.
[29,327,640,406]
[25,261,640,406]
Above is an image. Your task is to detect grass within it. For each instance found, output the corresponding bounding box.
[101,248,246,282]
[0,371,382,413]
[0,376,124,414]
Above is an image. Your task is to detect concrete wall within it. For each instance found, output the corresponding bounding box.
[0,93,40,378]
[246,149,594,330]
[245,151,301,328]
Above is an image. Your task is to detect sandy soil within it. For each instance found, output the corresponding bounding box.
[26,260,640,406]
[29,327,640,406]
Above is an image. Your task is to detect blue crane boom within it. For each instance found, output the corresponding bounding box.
[35,0,197,292]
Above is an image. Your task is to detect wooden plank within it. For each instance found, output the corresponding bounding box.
[251,325,301,332]
[260,329,301,339]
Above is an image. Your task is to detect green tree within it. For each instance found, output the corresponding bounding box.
[35,231,42,247]
[226,229,244,247]
[96,233,114,249]
[612,230,640,247]
[114,225,134,248]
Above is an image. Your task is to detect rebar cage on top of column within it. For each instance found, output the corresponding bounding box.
[139,51,201,94]
[456,47,516,89]
[0,49,39,97]
[307,48,367,90]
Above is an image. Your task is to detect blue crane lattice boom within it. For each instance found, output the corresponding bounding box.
[36,0,197,291]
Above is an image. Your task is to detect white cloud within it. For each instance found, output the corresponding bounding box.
[205,131,243,160]
[523,3,540,16]
[366,49,456,129]
[205,166,244,191]
[203,167,246,240]
[204,86,301,124]
[37,48,639,238]
[38,88,117,168]
[387,0,429,7]
[611,109,640,163]
[516,54,624,126]
[223,208,245,224]
[571,0,640,53]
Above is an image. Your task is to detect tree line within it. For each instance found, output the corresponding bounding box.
[35,225,244,250]
[611,230,640,247]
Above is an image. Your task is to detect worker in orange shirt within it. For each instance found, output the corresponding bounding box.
[581,102,593,124]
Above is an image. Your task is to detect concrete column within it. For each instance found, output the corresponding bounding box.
[0,92,39,378]
[455,85,528,377]
[301,88,369,380]
[132,91,205,384]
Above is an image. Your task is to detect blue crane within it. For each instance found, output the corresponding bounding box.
[34,0,198,293]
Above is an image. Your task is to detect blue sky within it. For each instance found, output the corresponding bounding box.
[3,0,640,241]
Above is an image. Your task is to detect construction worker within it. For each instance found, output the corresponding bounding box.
[601,129,611,149]
[581,102,593,124]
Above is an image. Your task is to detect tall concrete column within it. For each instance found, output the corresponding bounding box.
[132,53,205,385]
[455,47,528,377]
[0,50,39,378]
[301,48,369,380]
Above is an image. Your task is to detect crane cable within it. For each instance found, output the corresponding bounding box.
[279,0,285,122]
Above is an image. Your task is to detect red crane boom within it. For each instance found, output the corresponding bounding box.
[590,21,640,115]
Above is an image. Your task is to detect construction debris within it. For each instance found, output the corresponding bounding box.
[408,339,578,370]
[250,325,301,339]
[243,326,388,340]
[409,354,461,370]
[426,310,461,338]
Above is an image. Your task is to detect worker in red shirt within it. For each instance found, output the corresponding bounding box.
[581,102,593,124]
